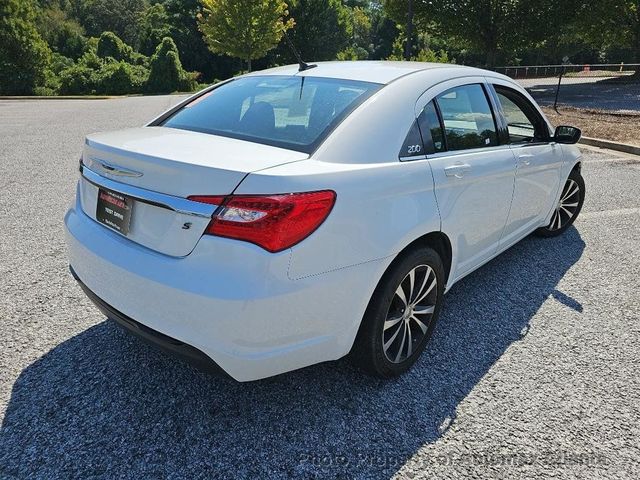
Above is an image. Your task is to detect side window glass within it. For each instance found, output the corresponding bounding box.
[417,101,445,154]
[399,120,424,159]
[435,84,498,151]
[496,89,545,143]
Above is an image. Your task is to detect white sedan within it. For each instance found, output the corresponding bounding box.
[65,61,585,381]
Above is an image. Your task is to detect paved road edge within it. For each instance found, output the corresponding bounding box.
[579,136,640,156]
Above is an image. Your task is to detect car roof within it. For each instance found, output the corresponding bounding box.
[245,61,499,85]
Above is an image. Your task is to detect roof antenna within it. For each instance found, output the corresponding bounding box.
[283,30,317,72]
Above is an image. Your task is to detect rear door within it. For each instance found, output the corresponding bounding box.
[415,79,517,281]
[488,81,563,247]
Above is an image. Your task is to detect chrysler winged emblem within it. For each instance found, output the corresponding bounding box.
[91,158,144,178]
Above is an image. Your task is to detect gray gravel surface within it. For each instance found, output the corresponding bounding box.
[1,97,639,479]
[517,76,640,112]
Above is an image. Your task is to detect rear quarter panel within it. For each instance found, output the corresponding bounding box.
[235,159,441,280]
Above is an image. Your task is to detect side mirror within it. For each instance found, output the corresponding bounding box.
[554,125,581,144]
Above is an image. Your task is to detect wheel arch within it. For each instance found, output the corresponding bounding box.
[394,231,453,286]
[349,229,452,364]
[572,161,582,174]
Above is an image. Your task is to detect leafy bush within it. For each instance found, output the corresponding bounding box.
[0,0,52,95]
[59,58,149,96]
[146,37,197,93]
[58,32,150,95]
[35,53,73,95]
[97,61,148,95]
[49,53,75,75]
[78,50,103,70]
[96,31,135,62]
[58,63,100,95]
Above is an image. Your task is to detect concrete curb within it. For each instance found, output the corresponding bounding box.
[579,136,640,156]
[0,95,119,100]
[0,92,194,101]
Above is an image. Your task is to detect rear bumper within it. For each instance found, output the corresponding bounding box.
[70,266,227,376]
[64,189,385,381]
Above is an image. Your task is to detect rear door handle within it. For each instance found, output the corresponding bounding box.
[518,154,534,166]
[444,163,471,178]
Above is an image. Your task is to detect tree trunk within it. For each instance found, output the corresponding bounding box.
[247,58,252,73]
[486,49,498,68]
[405,0,414,60]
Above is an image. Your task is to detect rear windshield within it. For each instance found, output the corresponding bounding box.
[160,75,382,153]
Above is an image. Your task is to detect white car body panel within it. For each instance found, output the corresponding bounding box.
[235,158,440,280]
[65,61,582,381]
[84,126,309,197]
[78,174,213,257]
[499,142,564,249]
[65,186,387,381]
[244,61,466,84]
[427,146,517,282]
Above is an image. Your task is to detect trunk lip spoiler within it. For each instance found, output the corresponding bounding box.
[81,163,218,219]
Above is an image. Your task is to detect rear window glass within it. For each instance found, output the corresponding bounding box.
[435,84,498,151]
[161,75,382,153]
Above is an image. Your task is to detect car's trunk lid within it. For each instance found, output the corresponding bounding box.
[79,126,308,257]
[83,126,308,196]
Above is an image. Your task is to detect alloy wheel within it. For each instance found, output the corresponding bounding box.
[382,264,438,363]
[549,178,580,231]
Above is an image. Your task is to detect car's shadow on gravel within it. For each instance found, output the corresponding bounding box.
[0,228,585,479]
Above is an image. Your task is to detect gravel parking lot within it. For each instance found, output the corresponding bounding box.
[518,76,640,113]
[1,96,639,479]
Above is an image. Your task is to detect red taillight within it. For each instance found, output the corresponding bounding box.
[188,191,336,252]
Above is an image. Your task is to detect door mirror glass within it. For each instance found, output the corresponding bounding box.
[554,125,581,144]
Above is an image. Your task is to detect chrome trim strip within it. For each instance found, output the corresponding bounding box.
[399,154,428,162]
[425,144,514,160]
[81,165,218,219]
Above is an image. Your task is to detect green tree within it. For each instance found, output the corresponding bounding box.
[279,0,350,62]
[369,2,399,60]
[338,5,373,59]
[146,37,196,93]
[385,0,562,66]
[198,0,295,71]
[74,0,148,48]
[36,4,87,59]
[138,2,171,56]
[0,0,52,95]
[572,0,640,69]
[386,28,450,63]
[162,0,236,82]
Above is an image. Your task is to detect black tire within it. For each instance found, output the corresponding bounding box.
[351,246,445,378]
[535,168,585,238]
